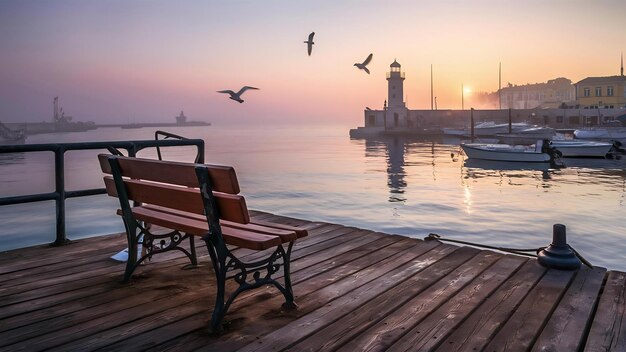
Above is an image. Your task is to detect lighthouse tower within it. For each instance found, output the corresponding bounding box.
[387,59,405,108]
[384,59,408,129]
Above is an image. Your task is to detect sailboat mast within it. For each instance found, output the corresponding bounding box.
[498,62,502,110]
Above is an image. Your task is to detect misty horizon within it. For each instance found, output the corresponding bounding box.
[1,0,624,125]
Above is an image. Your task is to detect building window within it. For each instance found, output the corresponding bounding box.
[569,116,580,124]
[595,87,601,96]
[392,85,395,90]
[368,115,376,126]
[556,116,564,123]
[607,86,614,96]
[584,88,590,97]
[392,94,395,99]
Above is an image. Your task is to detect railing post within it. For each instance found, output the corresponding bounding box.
[52,146,69,246]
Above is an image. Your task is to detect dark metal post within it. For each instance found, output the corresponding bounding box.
[53,147,69,246]
[470,108,475,143]
[383,100,387,132]
[508,108,512,134]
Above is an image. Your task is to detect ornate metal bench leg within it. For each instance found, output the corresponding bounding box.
[204,235,227,335]
[122,221,139,283]
[189,235,198,266]
[281,242,297,309]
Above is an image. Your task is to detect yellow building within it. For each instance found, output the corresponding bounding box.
[575,74,626,109]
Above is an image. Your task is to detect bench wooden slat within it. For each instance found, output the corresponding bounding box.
[250,219,308,239]
[104,176,250,224]
[98,154,240,194]
[140,204,299,243]
[125,208,282,250]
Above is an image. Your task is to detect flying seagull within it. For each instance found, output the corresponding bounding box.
[304,32,315,56]
[354,53,373,74]
[217,86,259,103]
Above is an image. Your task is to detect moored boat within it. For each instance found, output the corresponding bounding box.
[461,140,558,163]
[444,121,536,137]
[550,140,615,158]
[574,127,626,140]
[496,126,556,145]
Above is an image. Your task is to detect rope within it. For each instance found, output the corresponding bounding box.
[425,233,593,268]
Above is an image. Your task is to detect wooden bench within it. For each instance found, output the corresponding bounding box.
[98,154,307,333]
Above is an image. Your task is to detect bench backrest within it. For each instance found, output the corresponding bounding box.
[98,154,250,224]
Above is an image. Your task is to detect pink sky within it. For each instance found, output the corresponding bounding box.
[1,0,624,127]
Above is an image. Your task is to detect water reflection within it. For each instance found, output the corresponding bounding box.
[364,136,449,203]
[0,153,25,166]
[463,159,553,184]
[386,137,407,202]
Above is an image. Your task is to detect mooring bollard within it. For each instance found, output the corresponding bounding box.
[537,224,581,270]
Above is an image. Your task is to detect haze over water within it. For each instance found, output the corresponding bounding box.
[1,126,625,271]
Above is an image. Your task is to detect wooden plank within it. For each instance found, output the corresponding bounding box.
[386,256,527,352]
[288,233,398,277]
[335,249,499,352]
[531,266,606,352]
[0,232,125,265]
[235,242,458,352]
[22,290,210,352]
[0,257,201,319]
[0,277,192,346]
[0,233,127,275]
[483,267,576,352]
[435,259,546,352]
[584,270,626,352]
[222,235,413,319]
[288,246,483,352]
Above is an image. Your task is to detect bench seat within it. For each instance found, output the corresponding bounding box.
[118,207,283,250]
[139,204,305,242]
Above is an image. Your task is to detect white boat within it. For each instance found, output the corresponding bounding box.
[442,127,467,136]
[574,127,626,140]
[550,140,615,158]
[496,126,556,145]
[444,121,535,137]
[461,140,556,163]
[473,121,533,136]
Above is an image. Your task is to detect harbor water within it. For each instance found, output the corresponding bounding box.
[1,124,625,270]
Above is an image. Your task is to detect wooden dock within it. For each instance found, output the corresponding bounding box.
[0,212,624,351]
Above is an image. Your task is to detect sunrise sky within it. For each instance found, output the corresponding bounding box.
[1,0,624,127]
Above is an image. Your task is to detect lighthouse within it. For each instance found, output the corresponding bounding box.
[385,59,408,129]
[387,59,406,108]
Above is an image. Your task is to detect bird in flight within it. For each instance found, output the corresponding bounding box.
[217,86,259,103]
[354,53,373,74]
[304,32,315,56]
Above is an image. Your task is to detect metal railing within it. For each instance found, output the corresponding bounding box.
[0,135,204,246]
